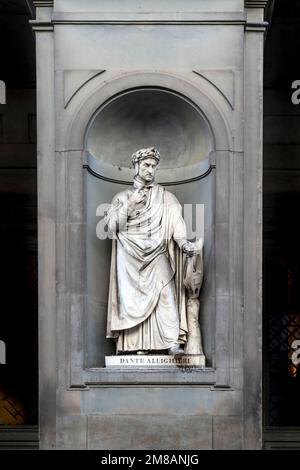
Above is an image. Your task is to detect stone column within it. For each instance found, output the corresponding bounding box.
[244,0,268,449]
[31,1,56,450]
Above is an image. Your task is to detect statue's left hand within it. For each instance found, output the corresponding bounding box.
[182,242,195,257]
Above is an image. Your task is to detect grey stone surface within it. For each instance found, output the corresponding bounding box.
[82,366,217,386]
[55,26,242,72]
[88,415,213,450]
[215,294,231,387]
[215,223,230,296]
[64,70,105,108]
[35,25,56,450]
[69,223,85,294]
[67,150,84,224]
[55,0,244,14]
[69,293,85,386]
[81,387,242,417]
[57,416,87,450]
[243,25,264,450]
[213,416,243,449]
[215,151,230,225]
[87,299,114,368]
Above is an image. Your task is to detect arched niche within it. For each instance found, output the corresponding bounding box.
[85,87,213,183]
[84,87,216,367]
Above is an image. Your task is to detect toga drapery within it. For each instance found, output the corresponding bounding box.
[105,179,188,353]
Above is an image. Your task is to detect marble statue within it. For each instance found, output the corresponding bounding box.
[105,147,203,358]
[184,239,204,355]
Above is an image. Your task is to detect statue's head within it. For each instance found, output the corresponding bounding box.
[130,147,160,183]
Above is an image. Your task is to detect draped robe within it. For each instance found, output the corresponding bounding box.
[106,180,188,353]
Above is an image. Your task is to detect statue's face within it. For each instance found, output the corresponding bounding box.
[138,157,158,183]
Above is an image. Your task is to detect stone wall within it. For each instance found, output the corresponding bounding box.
[33,0,268,449]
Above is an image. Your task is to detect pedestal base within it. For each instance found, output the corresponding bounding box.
[105,354,206,368]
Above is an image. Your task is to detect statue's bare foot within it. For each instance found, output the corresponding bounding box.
[136,350,148,355]
[168,345,185,357]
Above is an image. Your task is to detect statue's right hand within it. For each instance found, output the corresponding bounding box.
[128,188,147,207]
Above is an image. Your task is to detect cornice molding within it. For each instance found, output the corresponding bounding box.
[29,19,54,31]
[32,1,269,12]
[33,1,269,11]
[245,0,269,8]
[50,11,246,25]
[33,1,53,6]
[245,22,268,32]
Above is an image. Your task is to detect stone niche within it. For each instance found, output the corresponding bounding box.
[85,88,215,367]
[33,0,267,450]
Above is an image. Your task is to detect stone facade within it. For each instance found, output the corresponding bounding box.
[32,0,268,449]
